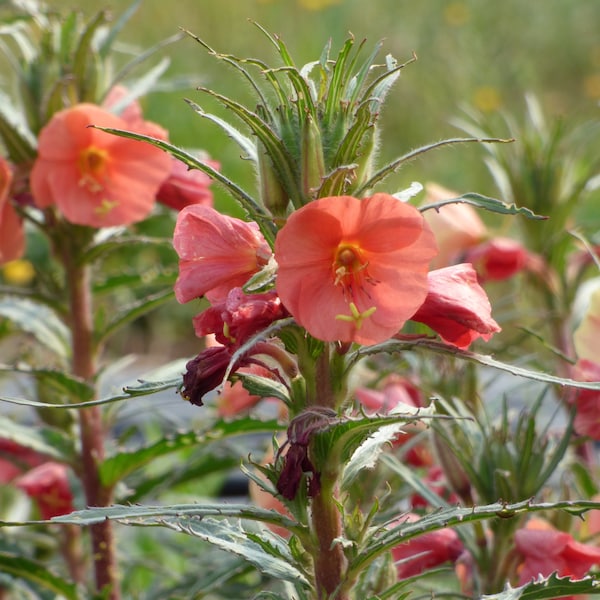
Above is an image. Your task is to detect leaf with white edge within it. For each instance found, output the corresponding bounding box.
[0,297,70,359]
[0,414,75,462]
[157,516,309,587]
[350,499,600,575]
[49,502,300,533]
[342,421,407,489]
[482,572,600,599]
[99,417,284,487]
[419,192,547,221]
[0,552,78,599]
[350,338,600,391]
[237,372,291,405]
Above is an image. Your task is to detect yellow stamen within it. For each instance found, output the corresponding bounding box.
[335,302,376,330]
[78,146,108,192]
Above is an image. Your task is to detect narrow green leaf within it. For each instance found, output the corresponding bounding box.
[185,99,257,161]
[482,572,600,599]
[419,192,548,221]
[81,234,175,264]
[0,414,75,463]
[355,137,514,195]
[350,338,600,391]
[237,372,291,405]
[158,516,309,586]
[0,296,70,359]
[0,552,78,600]
[99,417,284,487]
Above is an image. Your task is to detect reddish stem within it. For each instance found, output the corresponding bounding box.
[66,257,120,599]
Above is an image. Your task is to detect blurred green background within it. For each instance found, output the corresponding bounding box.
[47,0,600,213]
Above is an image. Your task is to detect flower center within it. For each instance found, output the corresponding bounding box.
[78,146,108,192]
[333,243,372,299]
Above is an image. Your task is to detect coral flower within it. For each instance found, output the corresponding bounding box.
[515,519,600,588]
[410,263,501,349]
[0,157,24,265]
[569,360,600,440]
[464,237,529,281]
[274,194,437,345]
[30,103,171,227]
[174,205,272,303]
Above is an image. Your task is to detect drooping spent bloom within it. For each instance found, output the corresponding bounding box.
[410,263,501,349]
[15,462,75,520]
[515,519,600,588]
[275,194,437,345]
[174,205,272,304]
[157,156,218,211]
[30,103,172,227]
[0,156,25,265]
[391,514,464,579]
[193,287,288,348]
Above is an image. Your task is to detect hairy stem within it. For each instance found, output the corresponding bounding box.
[66,255,120,599]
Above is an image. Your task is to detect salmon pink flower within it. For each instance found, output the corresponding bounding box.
[569,360,600,440]
[30,103,171,227]
[15,462,74,520]
[174,205,272,304]
[157,157,217,211]
[515,519,600,587]
[274,194,437,345]
[410,263,501,349]
[0,157,24,265]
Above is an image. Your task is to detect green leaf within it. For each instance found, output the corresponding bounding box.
[0,414,75,463]
[156,516,309,587]
[419,192,548,221]
[482,572,600,599]
[0,552,78,600]
[349,499,600,576]
[237,372,291,405]
[0,296,70,359]
[350,338,600,391]
[99,416,284,487]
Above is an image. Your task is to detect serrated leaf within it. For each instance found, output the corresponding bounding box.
[237,372,291,404]
[0,297,70,359]
[350,338,600,391]
[420,192,547,221]
[0,552,78,599]
[482,572,600,599]
[158,516,309,586]
[81,234,174,264]
[99,416,284,487]
[0,413,75,463]
[350,500,600,575]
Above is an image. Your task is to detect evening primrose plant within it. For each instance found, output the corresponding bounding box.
[0,3,600,599]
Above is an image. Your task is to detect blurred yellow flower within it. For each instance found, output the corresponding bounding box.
[2,259,35,286]
[444,2,470,26]
[473,86,502,113]
[583,74,600,99]
[299,0,342,8]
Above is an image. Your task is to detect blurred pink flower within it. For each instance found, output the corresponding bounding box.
[569,360,600,440]
[0,157,25,265]
[464,237,529,281]
[15,462,74,520]
[391,514,464,578]
[410,263,501,349]
[30,103,171,227]
[0,439,45,484]
[157,157,218,211]
[174,205,272,304]
[275,193,437,345]
[515,519,600,588]
[422,183,486,269]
